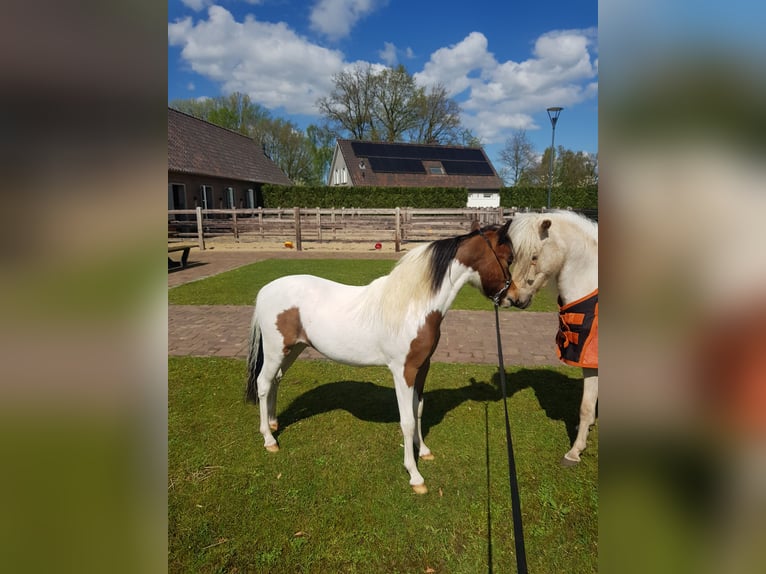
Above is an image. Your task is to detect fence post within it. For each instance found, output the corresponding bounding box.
[316,207,322,243]
[394,207,401,252]
[232,209,239,241]
[196,207,205,250]
[294,206,302,251]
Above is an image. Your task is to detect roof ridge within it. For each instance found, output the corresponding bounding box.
[338,138,482,150]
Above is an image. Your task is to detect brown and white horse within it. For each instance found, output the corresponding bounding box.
[507,210,599,466]
[245,221,514,494]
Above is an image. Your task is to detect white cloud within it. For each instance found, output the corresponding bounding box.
[168,7,345,115]
[309,0,383,41]
[379,41,397,66]
[181,0,212,11]
[169,8,596,146]
[182,0,263,10]
[414,32,496,97]
[415,28,598,143]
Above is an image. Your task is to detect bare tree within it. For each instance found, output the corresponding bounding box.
[407,83,464,145]
[317,67,472,144]
[499,129,536,185]
[316,64,377,140]
[372,65,419,141]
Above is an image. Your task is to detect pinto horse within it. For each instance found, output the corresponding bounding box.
[507,210,599,466]
[245,221,514,494]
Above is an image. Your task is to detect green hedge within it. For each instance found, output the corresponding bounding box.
[499,184,598,209]
[262,186,468,208]
[262,184,598,209]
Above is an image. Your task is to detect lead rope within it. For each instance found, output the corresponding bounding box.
[478,226,528,573]
[494,301,528,574]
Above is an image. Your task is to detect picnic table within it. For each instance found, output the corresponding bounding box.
[168,243,197,270]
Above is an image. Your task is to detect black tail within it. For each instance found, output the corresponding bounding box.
[245,318,263,404]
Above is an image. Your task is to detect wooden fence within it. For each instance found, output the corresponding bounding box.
[168,207,513,252]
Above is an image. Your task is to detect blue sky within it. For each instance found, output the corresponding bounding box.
[168,0,598,168]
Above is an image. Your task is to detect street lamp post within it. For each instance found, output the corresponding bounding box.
[546,107,563,209]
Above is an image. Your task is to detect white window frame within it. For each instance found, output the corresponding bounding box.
[200,185,213,210]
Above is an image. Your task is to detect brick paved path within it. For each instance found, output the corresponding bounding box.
[168,248,560,366]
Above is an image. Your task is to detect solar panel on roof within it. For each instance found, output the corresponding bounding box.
[442,160,496,176]
[350,141,485,162]
[367,156,426,173]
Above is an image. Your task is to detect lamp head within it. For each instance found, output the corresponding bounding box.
[546,106,563,127]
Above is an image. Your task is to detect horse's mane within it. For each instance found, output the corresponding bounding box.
[359,228,488,331]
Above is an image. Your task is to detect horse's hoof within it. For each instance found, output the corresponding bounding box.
[412,483,428,495]
[419,453,435,461]
[265,444,280,453]
[560,456,579,467]
[269,422,279,431]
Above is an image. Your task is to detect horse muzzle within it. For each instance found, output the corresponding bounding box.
[507,290,533,309]
[490,297,510,308]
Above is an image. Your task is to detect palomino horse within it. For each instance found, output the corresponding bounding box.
[507,210,598,466]
[246,221,514,494]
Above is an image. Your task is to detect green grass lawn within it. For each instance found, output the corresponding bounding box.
[168,258,558,312]
[169,357,597,573]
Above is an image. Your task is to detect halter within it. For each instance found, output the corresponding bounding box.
[477,227,512,306]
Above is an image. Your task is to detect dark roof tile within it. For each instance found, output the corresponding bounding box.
[168,107,292,185]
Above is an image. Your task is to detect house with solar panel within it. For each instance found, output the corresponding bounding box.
[328,139,504,208]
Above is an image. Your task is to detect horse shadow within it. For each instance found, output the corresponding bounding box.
[495,368,586,446]
[274,378,501,438]
[272,369,585,445]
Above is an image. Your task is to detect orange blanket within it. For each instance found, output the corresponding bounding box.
[556,289,598,368]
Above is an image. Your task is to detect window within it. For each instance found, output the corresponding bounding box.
[246,189,255,209]
[169,183,187,221]
[224,187,235,209]
[200,185,213,210]
[429,166,445,175]
[341,167,347,184]
[169,183,186,210]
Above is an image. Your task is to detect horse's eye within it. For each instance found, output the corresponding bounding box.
[531,255,538,262]
[527,279,534,286]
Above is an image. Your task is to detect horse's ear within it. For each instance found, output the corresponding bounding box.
[470,219,481,232]
[500,218,512,235]
[539,219,551,239]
